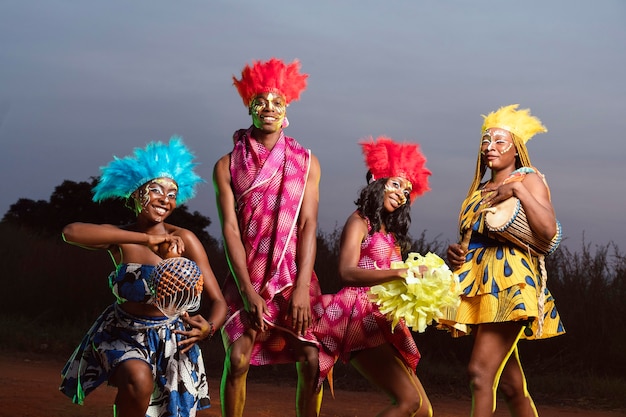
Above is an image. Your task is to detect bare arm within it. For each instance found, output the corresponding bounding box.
[172,227,228,352]
[482,172,557,240]
[213,154,268,331]
[289,153,320,335]
[62,222,184,255]
[338,212,407,287]
[63,223,148,250]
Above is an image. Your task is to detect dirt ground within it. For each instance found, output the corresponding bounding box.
[1,353,624,417]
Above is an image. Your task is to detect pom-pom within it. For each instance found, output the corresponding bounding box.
[369,252,462,333]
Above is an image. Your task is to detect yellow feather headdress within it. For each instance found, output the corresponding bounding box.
[465,104,548,199]
[481,104,547,143]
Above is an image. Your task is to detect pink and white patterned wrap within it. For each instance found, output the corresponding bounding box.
[221,128,321,365]
[312,216,421,388]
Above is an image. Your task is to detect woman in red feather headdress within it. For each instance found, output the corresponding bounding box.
[312,136,433,417]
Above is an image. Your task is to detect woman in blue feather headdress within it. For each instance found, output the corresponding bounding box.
[59,136,227,417]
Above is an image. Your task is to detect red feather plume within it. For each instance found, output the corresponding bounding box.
[360,136,431,203]
[233,58,308,107]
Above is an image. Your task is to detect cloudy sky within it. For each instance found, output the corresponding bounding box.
[1,1,625,252]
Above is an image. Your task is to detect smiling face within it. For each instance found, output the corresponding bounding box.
[249,92,287,133]
[383,176,412,212]
[133,177,178,222]
[480,128,517,169]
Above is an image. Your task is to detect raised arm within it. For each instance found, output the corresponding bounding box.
[63,223,146,250]
[338,213,407,287]
[482,172,557,241]
[62,222,185,255]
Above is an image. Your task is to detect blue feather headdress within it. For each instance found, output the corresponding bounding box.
[92,136,204,204]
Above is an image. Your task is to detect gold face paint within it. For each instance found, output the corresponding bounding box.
[135,178,179,210]
[384,177,412,206]
[249,92,287,129]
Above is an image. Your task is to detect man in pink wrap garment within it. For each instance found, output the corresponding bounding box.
[213,58,322,417]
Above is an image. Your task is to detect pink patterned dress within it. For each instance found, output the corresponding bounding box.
[221,127,321,365]
[312,216,421,387]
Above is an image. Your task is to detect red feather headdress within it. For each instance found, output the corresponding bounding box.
[233,58,308,107]
[360,136,431,204]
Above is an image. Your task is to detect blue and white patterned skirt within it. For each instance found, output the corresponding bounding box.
[60,303,210,416]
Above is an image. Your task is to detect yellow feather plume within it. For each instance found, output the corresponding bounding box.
[481,104,547,143]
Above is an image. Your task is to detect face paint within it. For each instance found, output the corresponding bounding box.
[147,179,178,202]
[249,92,287,129]
[384,177,412,206]
[481,129,514,155]
[134,178,178,210]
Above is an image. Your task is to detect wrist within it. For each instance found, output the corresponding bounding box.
[206,321,215,340]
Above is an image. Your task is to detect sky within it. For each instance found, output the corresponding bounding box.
[1,1,625,252]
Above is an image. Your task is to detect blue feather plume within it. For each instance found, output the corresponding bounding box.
[92,136,204,204]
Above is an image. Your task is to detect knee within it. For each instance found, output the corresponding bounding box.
[413,394,433,417]
[297,346,319,374]
[397,396,423,416]
[467,361,490,392]
[224,345,251,378]
[394,385,430,417]
[498,375,524,402]
[115,362,154,400]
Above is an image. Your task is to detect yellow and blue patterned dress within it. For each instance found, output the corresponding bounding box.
[453,167,565,339]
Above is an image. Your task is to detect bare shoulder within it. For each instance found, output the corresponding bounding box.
[339,212,369,250]
[522,171,549,192]
[344,212,368,232]
[165,224,196,241]
[213,153,231,177]
[308,152,320,180]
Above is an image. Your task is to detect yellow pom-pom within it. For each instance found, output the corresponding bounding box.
[369,252,462,333]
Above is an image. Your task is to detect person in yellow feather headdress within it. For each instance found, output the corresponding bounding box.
[446,105,565,417]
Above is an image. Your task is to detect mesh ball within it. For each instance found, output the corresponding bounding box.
[148,257,204,317]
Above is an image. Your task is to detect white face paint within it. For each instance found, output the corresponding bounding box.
[143,178,178,207]
[481,128,514,155]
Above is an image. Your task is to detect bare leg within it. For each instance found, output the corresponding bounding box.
[468,322,525,417]
[110,359,153,417]
[288,335,323,417]
[221,329,256,417]
[351,343,432,417]
[499,346,539,417]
